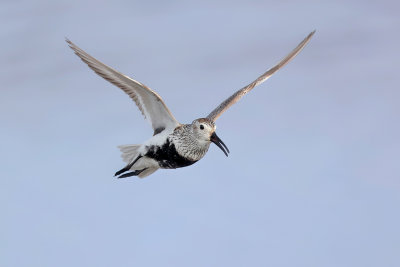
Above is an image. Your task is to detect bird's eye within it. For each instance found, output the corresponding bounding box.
[200,124,204,130]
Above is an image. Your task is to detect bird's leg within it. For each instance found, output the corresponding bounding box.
[114,155,142,177]
[117,168,146,178]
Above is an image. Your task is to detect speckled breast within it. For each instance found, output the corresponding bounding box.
[145,139,197,169]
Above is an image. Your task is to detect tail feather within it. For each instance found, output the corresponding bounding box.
[118,144,141,163]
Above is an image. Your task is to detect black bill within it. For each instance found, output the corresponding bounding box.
[210,132,230,157]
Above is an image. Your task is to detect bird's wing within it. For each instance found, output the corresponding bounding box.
[206,31,315,122]
[66,39,180,134]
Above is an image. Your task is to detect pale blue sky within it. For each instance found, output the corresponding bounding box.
[1,1,400,266]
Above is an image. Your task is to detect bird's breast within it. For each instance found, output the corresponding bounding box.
[144,138,197,169]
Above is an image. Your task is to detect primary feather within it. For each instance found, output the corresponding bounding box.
[66,39,180,134]
[206,30,315,122]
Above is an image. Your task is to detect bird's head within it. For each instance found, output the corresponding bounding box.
[191,118,229,157]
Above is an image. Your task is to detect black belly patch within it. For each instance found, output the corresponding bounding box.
[145,139,197,169]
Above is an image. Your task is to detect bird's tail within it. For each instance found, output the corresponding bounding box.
[116,144,159,178]
[118,144,141,163]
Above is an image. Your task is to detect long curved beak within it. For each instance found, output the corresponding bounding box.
[210,132,230,157]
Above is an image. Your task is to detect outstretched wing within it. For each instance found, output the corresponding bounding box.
[206,31,315,122]
[66,39,180,134]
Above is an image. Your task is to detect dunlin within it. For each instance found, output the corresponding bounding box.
[67,31,315,178]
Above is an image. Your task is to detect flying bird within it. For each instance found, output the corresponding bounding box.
[66,31,315,178]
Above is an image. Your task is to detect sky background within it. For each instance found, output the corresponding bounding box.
[1,0,400,266]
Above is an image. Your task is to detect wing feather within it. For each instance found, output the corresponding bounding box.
[207,31,315,122]
[66,39,180,132]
